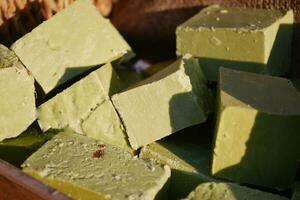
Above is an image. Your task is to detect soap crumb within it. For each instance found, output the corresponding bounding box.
[220,9,228,14]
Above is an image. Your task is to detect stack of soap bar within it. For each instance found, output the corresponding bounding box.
[183,182,288,200]
[11,0,133,94]
[38,63,129,149]
[0,126,48,166]
[176,5,294,81]
[0,44,36,142]
[212,68,300,189]
[140,124,214,199]
[22,130,171,200]
[112,56,211,149]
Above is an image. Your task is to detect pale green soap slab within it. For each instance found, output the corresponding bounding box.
[112,56,212,149]
[0,44,36,142]
[182,182,288,200]
[22,130,171,200]
[176,5,294,81]
[11,0,133,94]
[38,63,129,149]
[140,125,214,199]
[0,126,49,166]
[212,68,300,189]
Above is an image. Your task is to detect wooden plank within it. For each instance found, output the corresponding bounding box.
[0,159,70,200]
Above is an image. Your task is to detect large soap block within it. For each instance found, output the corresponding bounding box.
[0,126,49,166]
[140,124,214,199]
[38,63,129,149]
[11,0,133,94]
[176,5,294,81]
[0,44,36,142]
[112,56,211,149]
[212,68,300,189]
[183,182,288,200]
[22,130,171,200]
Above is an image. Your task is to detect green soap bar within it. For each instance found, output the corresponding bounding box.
[292,183,300,200]
[183,182,288,200]
[38,63,129,149]
[22,130,171,200]
[212,68,300,189]
[112,55,212,149]
[0,44,36,142]
[140,125,214,199]
[11,0,133,94]
[0,126,48,166]
[176,5,294,81]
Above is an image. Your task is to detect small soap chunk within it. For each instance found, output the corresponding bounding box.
[140,124,214,199]
[11,0,133,94]
[38,63,129,149]
[182,182,288,200]
[212,68,300,189]
[0,126,48,166]
[292,79,300,93]
[176,5,294,81]
[0,44,36,142]
[112,56,211,149]
[22,130,171,200]
[292,183,300,200]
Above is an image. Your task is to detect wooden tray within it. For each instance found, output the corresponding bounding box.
[0,159,70,200]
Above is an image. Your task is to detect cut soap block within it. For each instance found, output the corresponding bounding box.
[182,182,288,200]
[140,124,214,199]
[176,5,294,81]
[22,130,171,200]
[0,44,36,142]
[38,63,129,149]
[11,0,133,94]
[112,56,211,149]
[0,126,49,166]
[212,68,300,189]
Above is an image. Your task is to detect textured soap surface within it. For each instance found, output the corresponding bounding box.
[38,63,129,149]
[0,45,36,142]
[176,5,294,81]
[11,0,133,94]
[22,130,171,200]
[212,68,300,189]
[140,124,214,199]
[112,56,211,149]
[0,126,49,166]
[183,182,288,200]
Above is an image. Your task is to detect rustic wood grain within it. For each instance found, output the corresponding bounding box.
[0,159,70,200]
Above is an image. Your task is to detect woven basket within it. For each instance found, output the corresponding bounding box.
[0,0,112,46]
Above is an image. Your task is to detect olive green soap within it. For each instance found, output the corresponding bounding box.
[112,56,211,149]
[212,68,300,189]
[176,5,294,81]
[140,126,214,199]
[182,182,288,200]
[38,63,129,149]
[0,44,36,142]
[0,126,48,166]
[22,130,171,200]
[11,0,133,94]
